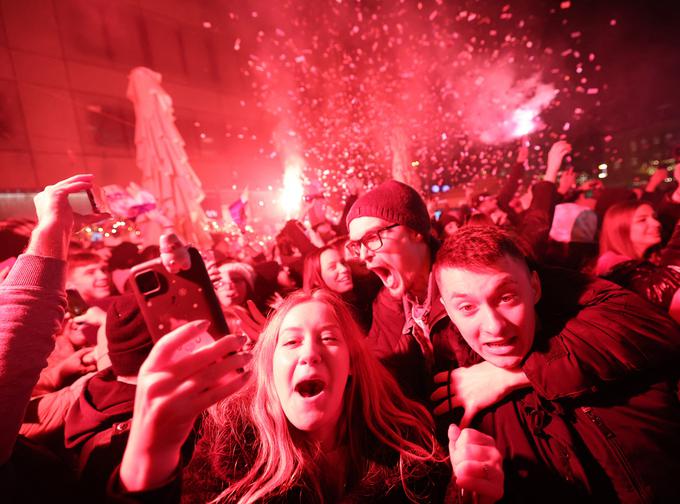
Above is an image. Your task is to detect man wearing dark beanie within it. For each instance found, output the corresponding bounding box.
[64,294,154,499]
[346,179,458,404]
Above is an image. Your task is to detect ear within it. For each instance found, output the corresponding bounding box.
[530,270,541,304]
[408,228,424,242]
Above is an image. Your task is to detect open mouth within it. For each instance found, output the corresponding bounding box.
[369,266,397,290]
[483,336,516,353]
[295,379,326,398]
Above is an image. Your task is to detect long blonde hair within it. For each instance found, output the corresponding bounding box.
[599,200,651,260]
[206,289,442,503]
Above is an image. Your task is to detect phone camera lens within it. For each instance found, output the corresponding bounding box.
[135,271,161,295]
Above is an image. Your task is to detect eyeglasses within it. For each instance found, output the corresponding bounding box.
[346,223,400,258]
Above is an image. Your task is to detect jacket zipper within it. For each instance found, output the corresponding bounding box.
[580,406,648,503]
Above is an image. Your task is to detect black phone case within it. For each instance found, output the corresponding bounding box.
[130,247,229,342]
[66,288,89,316]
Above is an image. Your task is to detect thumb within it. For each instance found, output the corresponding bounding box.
[448,423,461,448]
[81,349,97,366]
[459,406,476,429]
[74,346,93,357]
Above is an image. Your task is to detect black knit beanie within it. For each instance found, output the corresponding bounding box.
[105,294,153,377]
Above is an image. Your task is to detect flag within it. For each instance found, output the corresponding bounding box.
[228,188,249,230]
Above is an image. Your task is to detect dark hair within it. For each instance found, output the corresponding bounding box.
[433,226,533,281]
[465,212,495,228]
[0,218,35,261]
[67,251,104,272]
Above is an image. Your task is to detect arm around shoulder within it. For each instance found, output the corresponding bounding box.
[522,276,680,400]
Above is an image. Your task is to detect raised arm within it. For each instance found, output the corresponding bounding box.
[0,174,104,463]
[119,322,251,492]
[543,140,571,184]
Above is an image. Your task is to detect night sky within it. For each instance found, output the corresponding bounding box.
[211,0,679,203]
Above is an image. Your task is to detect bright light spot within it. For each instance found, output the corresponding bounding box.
[442,184,451,192]
[512,108,537,137]
[280,157,304,219]
[431,185,440,193]
[598,163,608,179]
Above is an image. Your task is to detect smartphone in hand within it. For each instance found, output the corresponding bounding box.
[66,288,89,317]
[67,186,110,218]
[129,247,229,343]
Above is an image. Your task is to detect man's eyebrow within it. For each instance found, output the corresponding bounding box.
[446,292,470,300]
[358,226,384,236]
[493,277,519,290]
[445,275,519,299]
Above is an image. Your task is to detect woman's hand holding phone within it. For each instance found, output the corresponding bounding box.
[120,320,252,492]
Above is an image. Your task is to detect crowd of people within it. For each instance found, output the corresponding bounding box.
[1,138,679,503]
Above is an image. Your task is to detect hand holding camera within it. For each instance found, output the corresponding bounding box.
[27,174,111,260]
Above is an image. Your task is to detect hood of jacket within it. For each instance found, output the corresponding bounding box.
[64,367,136,449]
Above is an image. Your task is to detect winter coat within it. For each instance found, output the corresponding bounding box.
[366,277,460,406]
[64,368,136,500]
[451,268,680,503]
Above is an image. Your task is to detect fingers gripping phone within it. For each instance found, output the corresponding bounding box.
[130,247,229,342]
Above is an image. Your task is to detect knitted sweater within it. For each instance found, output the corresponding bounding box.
[0,254,66,463]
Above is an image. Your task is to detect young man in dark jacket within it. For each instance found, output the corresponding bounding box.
[433,225,680,502]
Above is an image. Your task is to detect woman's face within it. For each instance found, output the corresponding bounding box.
[629,204,661,256]
[273,300,351,448]
[319,249,353,293]
[216,266,249,308]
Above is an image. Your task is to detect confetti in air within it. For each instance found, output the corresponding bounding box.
[222,0,607,202]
